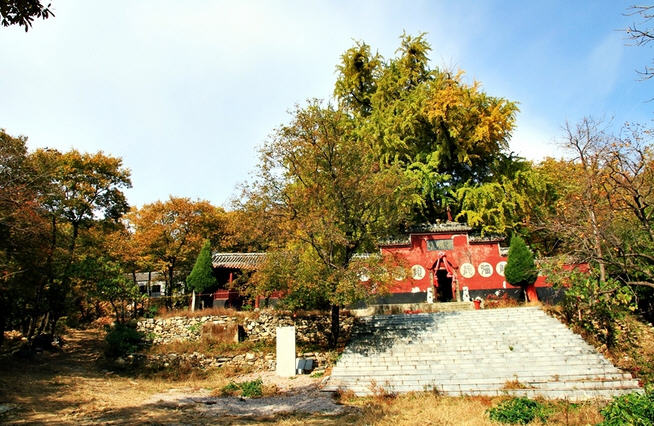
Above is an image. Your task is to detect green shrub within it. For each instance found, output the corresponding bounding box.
[104,323,145,358]
[221,382,240,394]
[240,378,263,397]
[543,261,636,348]
[599,389,654,425]
[487,397,553,424]
[504,236,538,289]
[186,240,216,292]
[187,322,202,334]
[144,305,158,319]
[221,378,263,398]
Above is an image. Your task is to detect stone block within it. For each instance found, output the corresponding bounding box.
[276,326,296,377]
[201,322,243,343]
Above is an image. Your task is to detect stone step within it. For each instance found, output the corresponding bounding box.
[332,369,622,378]
[323,384,640,401]
[327,379,641,392]
[328,372,635,384]
[325,307,642,400]
[336,353,616,362]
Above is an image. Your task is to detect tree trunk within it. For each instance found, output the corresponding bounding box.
[49,313,59,336]
[329,304,340,348]
[525,283,539,302]
[0,309,5,347]
[167,265,174,310]
[588,209,606,282]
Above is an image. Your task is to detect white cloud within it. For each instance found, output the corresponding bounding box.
[508,116,563,162]
[584,32,624,100]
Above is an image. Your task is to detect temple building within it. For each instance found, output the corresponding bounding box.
[211,222,558,307]
[374,222,553,304]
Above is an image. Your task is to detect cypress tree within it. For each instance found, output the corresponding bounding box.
[186,240,216,293]
[504,235,538,295]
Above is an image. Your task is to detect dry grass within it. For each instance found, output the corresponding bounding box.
[502,379,534,390]
[335,392,606,426]
[483,293,521,309]
[0,328,610,425]
[149,336,274,357]
[155,306,258,320]
[604,316,654,385]
[343,393,498,426]
[154,307,347,320]
[543,305,654,385]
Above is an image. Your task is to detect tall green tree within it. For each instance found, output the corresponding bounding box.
[0,131,133,342]
[0,130,49,345]
[186,240,216,293]
[504,235,538,300]
[334,33,519,223]
[245,101,417,346]
[30,148,132,334]
[455,154,556,235]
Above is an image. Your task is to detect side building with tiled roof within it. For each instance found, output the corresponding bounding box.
[211,222,574,306]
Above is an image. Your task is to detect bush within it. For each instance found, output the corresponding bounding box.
[221,378,263,398]
[104,323,145,358]
[504,236,538,289]
[487,397,553,424]
[543,262,635,348]
[599,389,654,425]
[186,240,216,293]
[144,305,158,319]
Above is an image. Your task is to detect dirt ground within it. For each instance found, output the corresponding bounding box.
[0,329,354,425]
[0,328,610,425]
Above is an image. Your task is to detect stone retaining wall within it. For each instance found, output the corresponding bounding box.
[135,312,351,373]
[131,349,333,374]
[137,312,354,346]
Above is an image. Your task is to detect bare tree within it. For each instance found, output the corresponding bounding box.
[626,5,654,79]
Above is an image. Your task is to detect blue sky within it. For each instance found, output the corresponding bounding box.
[1,1,651,208]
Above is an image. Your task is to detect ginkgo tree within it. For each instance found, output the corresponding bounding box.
[334,33,519,223]
[245,101,417,346]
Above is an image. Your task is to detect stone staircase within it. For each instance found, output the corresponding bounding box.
[324,307,642,400]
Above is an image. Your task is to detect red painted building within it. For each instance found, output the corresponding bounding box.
[212,222,562,307]
[374,222,552,304]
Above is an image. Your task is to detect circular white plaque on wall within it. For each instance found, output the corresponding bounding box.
[460,263,475,278]
[478,262,493,277]
[496,261,507,277]
[411,265,426,280]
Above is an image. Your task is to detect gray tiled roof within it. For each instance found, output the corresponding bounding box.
[212,252,266,269]
[133,272,166,282]
[378,236,412,246]
[469,234,506,243]
[408,222,472,233]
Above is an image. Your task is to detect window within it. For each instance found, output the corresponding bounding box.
[427,239,453,251]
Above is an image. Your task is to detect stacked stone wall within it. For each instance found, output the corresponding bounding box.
[137,312,353,345]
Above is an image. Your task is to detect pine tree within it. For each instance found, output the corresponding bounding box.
[504,236,538,296]
[186,240,216,293]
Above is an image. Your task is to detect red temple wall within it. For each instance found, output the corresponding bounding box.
[381,232,548,294]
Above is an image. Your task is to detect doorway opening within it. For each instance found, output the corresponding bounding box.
[435,269,453,302]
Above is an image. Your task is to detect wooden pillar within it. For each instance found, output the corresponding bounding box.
[429,268,435,302]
